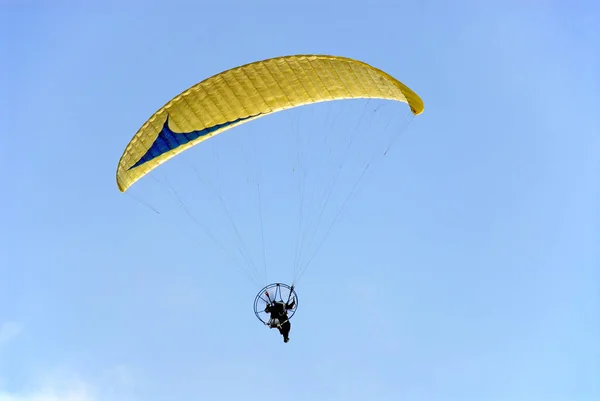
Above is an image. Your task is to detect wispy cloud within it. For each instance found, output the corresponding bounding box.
[0,366,137,401]
[0,321,22,349]
[0,377,93,401]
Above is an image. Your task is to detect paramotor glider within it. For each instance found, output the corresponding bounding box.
[116,54,424,339]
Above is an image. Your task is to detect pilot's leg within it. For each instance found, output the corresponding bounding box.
[279,320,290,342]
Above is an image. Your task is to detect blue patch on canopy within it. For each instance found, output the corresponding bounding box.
[129,114,256,170]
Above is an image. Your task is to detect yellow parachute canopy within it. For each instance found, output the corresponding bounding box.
[116,54,424,192]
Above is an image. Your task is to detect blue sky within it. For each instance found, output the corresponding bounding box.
[2,1,599,400]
